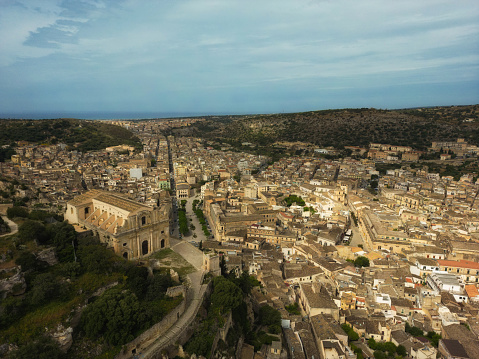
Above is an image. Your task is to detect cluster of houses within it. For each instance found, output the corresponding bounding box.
[2,119,479,359]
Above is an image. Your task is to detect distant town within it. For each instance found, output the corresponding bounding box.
[1,117,479,359]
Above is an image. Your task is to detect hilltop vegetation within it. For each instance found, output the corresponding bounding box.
[0,119,142,152]
[176,105,479,151]
[0,207,181,358]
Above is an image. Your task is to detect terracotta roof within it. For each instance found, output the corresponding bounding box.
[437,259,479,270]
[465,284,479,298]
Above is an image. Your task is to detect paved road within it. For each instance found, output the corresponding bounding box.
[140,270,206,359]
[170,237,203,270]
[0,215,18,238]
[181,196,209,245]
[349,222,363,247]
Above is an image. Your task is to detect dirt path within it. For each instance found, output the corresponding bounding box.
[0,215,18,238]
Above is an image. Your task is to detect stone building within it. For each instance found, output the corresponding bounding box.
[65,189,170,260]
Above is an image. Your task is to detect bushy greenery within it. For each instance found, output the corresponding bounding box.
[17,220,49,244]
[210,276,243,314]
[405,322,424,337]
[1,219,184,355]
[178,209,189,235]
[404,324,442,348]
[285,302,301,315]
[185,275,245,357]
[353,256,370,267]
[81,288,143,346]
[0,146,16,163]
[341,323,359,341]
[0,119,142,152]
[6,206,29,219]
[232,270,261,295]
[284,195,305,207]
[259,304,282,334]
[9,335,65,359]
[0,215,11,234]
[368,338,406,358]
[192,205,211,236]
[426,331,442,347]
[187,105,479,150]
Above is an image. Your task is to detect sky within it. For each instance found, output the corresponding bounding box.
[0,0,478,118]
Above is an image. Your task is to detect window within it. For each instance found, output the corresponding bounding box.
[142,216,146,225]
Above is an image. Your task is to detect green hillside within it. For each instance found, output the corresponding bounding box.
[177,105,479,150]
[0,119,142,152]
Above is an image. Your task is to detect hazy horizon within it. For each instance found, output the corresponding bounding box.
[1,102,478,121]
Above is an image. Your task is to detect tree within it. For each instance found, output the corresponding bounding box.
[15,251,48,272]
[285,302,301,315]
[354,256,370,267]
[81,288,142,346]
[426,331,441,347]
[57,261,81,279]
[78,244,114,274]
[126,265,149,299]
[28,273,67,306]
[383,341,397,356]
[48,221,77,262]
[210,276,243,314]
[6,206,29,219]
[234,270,260,295]
[18,219,49,244]
[373,350,386,359]
[284,195,305,207]
[259,304,281,333]
[341,323,359,341]
[396,345,407,357]
[145,272,173,302]
[405,322,424,337]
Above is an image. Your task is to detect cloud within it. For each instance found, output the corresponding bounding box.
[0,0,478,114]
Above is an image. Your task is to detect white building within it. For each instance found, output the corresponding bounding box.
[130,167,143,179]
[426,272,467,302]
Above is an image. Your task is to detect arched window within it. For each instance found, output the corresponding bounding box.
[142,240,148,255]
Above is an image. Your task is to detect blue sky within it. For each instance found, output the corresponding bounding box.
[0,0,478,118]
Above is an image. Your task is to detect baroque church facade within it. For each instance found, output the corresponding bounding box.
[65,190,170,260]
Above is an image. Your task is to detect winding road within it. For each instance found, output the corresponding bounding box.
[0,215,18,238]
[138,236,207,359]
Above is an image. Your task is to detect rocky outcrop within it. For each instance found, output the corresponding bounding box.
[37,247,58,266]
[0,268,26,298]
[51,324,74,352]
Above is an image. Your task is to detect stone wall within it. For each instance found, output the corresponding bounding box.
[166,285,186,298]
